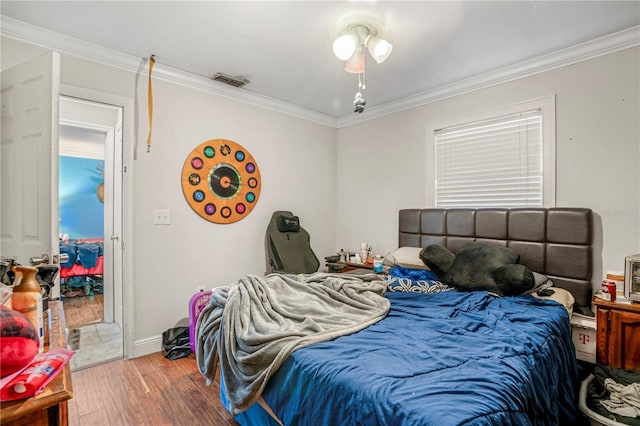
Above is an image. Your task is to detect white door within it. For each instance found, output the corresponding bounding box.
[1,52,60,271]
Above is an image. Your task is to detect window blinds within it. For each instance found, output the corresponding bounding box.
[434,109,543,208]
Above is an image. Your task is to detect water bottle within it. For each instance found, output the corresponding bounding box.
[373,256,384,273]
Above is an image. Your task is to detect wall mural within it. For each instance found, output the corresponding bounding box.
[181,139,261,224]
[59,156,105,239]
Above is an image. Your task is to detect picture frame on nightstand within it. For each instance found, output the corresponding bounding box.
[624,253,640,302]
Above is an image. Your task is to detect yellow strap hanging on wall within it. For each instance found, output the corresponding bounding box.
[147,55,156,152]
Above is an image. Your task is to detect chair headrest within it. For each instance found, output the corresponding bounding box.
[277,215,300,233]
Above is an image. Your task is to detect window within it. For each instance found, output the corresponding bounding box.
[429,97,555,208]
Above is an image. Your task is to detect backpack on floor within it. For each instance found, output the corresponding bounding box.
[161,326,191,360]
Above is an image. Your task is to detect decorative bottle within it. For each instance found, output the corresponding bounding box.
[360,243,369,264]
[11,265,44,353]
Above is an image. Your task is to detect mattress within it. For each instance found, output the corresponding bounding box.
[228,290,578,426]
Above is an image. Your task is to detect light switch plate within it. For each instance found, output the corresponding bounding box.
[153,209,171,225]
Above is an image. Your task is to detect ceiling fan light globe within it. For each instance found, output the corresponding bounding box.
[344,48,365,74]
[333,34,357,60]
[368,38,393,64]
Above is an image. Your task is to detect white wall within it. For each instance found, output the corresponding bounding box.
[132,78,337,344]
[337,47,640,290]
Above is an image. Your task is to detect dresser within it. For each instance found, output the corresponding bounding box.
[0,301,73,426]
[593,298,640,370]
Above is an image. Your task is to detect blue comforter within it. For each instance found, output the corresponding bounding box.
[230,290,578,426]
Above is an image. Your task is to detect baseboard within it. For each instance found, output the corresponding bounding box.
[132,335,162,358]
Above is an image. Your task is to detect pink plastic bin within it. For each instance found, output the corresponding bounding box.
[188,290,212,353]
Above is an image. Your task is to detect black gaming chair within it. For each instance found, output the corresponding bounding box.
[265,211,320,274]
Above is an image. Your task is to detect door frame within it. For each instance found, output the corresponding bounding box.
[61,84,135,358]
[59,97,119,324]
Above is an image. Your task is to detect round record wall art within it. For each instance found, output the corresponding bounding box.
[181,139,261,224]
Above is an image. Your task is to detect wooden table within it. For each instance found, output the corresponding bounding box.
[327,260,389,275]
[0,301,73,426]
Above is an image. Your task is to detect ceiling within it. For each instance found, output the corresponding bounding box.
[1,1,639,120]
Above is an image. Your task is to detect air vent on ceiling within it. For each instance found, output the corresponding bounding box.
[211,72,249,88]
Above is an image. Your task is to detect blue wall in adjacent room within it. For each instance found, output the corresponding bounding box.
[59,156,104,239]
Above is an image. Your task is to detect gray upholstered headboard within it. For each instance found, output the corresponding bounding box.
[398,208,594,309]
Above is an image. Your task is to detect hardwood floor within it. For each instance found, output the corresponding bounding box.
[63,292,236,424]
[69,352,238,426]
[63,294,104,328]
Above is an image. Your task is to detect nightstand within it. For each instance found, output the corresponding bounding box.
[593,298,640,370]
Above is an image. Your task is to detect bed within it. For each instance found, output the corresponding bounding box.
[59,239,104,296]
[197,207,594,426]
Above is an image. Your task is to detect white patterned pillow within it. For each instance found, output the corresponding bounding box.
[383,247,430,270]
[385,276,453,293]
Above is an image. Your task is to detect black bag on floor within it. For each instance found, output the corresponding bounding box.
[162,326,192,360]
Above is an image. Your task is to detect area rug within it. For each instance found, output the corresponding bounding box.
[67,322,123,371]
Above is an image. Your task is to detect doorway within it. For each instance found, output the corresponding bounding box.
[59,95,124,370]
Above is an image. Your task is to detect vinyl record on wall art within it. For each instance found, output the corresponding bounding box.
[181,139,261,224]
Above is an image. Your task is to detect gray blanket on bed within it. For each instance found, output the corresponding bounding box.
[196,272,389,414]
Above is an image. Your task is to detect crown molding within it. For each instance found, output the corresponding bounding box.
[337,25,640,128]
[0,15,338,128]
[2,16,637,130]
